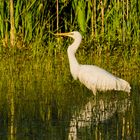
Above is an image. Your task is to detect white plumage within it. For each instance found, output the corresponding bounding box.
[56,31,131,95]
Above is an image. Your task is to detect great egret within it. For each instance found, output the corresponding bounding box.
[56,31,131,95]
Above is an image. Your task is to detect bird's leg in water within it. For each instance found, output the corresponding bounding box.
[92,86,97,96]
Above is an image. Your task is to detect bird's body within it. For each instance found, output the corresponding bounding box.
[56,31,131,95]
[78,65,130,95]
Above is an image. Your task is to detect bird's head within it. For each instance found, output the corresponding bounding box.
[55,31,82,40]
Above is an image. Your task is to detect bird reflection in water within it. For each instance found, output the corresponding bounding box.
[68,95,131,140]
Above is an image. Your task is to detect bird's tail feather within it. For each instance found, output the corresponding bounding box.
[117,79,131,93]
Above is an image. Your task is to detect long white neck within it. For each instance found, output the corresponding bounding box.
[67,36,82,80]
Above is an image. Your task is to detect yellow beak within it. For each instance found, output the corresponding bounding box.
[55,32,72,36]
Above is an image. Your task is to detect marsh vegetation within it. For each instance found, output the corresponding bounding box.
[0,0,140,139]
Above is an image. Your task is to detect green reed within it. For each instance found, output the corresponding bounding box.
[0,0,139,48]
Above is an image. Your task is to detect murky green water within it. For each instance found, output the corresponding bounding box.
[0,47,140,140]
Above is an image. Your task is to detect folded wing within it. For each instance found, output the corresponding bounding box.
[78,65,131,95]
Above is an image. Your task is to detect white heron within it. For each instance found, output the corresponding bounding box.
[56,31,131,95]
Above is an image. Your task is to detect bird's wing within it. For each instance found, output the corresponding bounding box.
[78,65,131,94]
